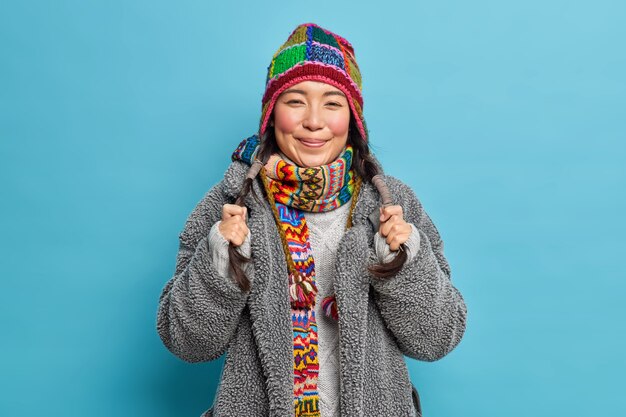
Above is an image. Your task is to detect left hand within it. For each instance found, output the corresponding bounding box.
[379,205,412,251]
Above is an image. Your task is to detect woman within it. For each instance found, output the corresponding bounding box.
[157,23,467,417]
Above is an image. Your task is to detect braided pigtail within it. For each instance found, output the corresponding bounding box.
[348,120,408,278]
[228,130,278,292]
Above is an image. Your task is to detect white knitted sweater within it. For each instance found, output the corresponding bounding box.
[208,201,420,417]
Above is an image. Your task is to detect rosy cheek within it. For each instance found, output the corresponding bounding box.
[326,113,350,136]
[273,108,300,133]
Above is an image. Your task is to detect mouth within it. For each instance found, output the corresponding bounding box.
[296,137,329,148]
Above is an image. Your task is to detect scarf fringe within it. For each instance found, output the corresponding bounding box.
[290,275,318,308]
[321,295,339,320]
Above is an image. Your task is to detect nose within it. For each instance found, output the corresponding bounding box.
[302,105,324,131]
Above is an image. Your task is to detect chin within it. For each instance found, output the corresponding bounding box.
[296,154,332,168]
[298,159,324,168]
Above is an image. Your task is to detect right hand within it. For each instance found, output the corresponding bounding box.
[218,204,249,247]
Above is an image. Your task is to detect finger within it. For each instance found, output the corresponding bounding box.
[224,216,248,232]
[224,214,246,229]
[382,221,410,243]
[222,204,235,219]
[380,205,403,222]
[227,229,247,246]
[379,217,391,237]
[222,204,246,219]
[233,220,250,236]
[387,232,410,251]
[379,214,403,236]
[219,216,248,238]
[230,206,248,221]
[238,226,250,243]
[379,216,394,236]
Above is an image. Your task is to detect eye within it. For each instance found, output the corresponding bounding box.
[326,101,343,107]
[286,99,304,105]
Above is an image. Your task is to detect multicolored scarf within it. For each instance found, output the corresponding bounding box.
[232,135,361,417]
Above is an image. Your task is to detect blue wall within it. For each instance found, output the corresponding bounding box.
[2,1,624,416]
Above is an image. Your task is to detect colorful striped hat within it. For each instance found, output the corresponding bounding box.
[259,23,368,141]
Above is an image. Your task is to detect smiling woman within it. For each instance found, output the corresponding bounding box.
[156,22,467,417]
[273,81,351,167]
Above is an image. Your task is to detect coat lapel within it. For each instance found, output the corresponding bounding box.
[334,181,380,417]
[247,201,294,416]
[224,162,294,416]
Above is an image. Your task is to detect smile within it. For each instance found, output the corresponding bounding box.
[296,137,329,148]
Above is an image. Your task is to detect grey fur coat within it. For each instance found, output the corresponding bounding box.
[156,159,467,417]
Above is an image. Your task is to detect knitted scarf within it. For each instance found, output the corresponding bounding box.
[232,135,361,417]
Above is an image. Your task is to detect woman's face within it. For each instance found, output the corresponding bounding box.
[272,81,351,167]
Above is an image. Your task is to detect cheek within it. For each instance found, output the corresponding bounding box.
[273,108,300,133]
[326,112,351,136]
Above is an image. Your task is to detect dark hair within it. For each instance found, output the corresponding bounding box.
[228,118,407,292]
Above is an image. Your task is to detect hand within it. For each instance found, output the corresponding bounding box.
[379,205,412,251]
[218,204,249,247]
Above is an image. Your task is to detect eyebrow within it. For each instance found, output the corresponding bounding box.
[282,88,346,98]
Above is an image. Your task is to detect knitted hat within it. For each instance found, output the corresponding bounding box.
[259,23,368,141]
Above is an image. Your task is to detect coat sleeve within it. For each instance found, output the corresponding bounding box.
[156,180,250,363]
[370,177,467,362]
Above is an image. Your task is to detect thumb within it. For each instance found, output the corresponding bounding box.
[379,207,391,223]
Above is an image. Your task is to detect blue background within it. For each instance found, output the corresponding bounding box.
[2,1,624,416]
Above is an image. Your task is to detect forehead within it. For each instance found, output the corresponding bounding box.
[281,80,345,96]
